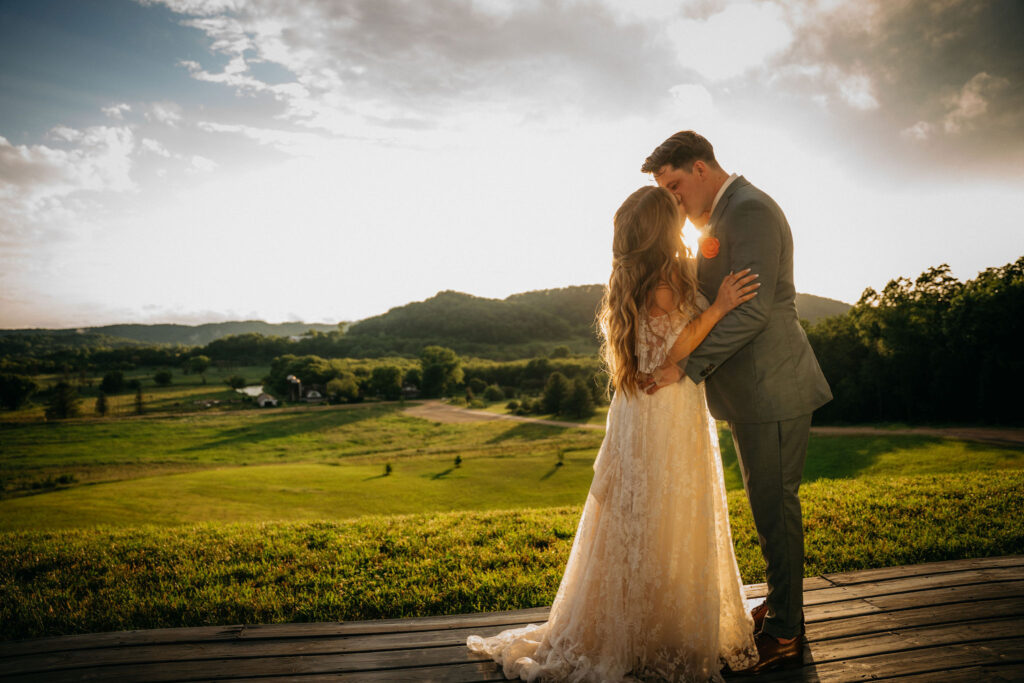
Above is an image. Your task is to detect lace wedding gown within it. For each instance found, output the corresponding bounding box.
[466,299,759,682]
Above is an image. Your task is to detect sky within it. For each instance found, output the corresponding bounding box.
[1,0,1022,328]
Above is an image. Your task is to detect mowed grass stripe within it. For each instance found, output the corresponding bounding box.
[0,456,599,531]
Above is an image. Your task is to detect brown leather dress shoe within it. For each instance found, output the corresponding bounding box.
[750,601,769,633]
[749,602,806,635]
[737,631,804,675]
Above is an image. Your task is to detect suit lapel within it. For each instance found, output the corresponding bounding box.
[698,176,749,292]
[707,175,748,233]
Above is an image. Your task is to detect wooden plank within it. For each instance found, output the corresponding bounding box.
[0,608,551,658]
[731,636,1024,682]
[800,572,1024,609]
[228,661,509,682]
[803,637,1024,681]
[803,617,1024,664]
[885,662,1024,681]
[3,644,502,682]
[808,595,1024,641]
[2,622,539,675]
[823,554,1024,586]
[799,580,1024,624]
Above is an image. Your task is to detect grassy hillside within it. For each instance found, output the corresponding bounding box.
[2,470,1020,639]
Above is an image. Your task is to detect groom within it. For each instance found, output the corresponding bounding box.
[641,131,832,674]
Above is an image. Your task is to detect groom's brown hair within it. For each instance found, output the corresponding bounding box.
[641,130,720,174]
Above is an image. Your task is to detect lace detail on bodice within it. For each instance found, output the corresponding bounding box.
[637,293,709,374]
[466,291,757,682]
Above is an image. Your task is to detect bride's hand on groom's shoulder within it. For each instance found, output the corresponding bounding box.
[640,363,683,395]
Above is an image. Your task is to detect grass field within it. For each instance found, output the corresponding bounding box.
[2,402,1022,528]
[1,470,1020,640]
[1,401,1022,640]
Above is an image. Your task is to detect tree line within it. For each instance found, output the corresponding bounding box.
[806,257,1022,424]
[2,258,1020,425]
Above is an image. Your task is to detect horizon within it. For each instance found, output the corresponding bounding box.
[0,285,860,331]
[2,0,1022,329]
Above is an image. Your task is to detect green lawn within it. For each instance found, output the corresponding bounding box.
[2,470,1020,640]
[1,404,1022,640]
[2,404,1021,529]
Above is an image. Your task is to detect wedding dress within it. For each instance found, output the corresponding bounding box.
[466,297,759,682]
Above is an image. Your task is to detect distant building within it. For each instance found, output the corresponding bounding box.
[256,393,278,408]
[303,389,323,403]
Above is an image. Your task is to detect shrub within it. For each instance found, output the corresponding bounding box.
[224,375,246,390]
[154,371,173,386]
[483,384,505,402]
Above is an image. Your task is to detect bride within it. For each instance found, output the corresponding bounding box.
[466,186,761,682]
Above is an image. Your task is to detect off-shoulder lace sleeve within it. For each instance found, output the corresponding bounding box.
[637,299,701,374]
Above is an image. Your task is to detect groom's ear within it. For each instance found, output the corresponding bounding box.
[692,160,708,179]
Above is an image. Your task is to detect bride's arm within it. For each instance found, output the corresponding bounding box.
[650,269,759,367]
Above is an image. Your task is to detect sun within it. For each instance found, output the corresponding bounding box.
[681,222,701,258]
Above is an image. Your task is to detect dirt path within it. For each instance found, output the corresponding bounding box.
[403,401,1024,446]
[402,401,603,429]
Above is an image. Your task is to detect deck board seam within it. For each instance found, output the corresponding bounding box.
[838,654,1024,682]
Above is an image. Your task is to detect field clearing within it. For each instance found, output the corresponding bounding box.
[0,456,599,531]
[1,470,1020,640]
[2,402,1023,528]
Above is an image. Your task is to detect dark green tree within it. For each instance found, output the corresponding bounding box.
[154,370,173,386]
[419,346,463,398]
[483,384,505,402]
[224,375,247,390]
[369,366,403,400]
[561,376,596,419]
[45,381,81,420]
[189,355,211,384]
[0,374,37,410]
[550,345,572,358]
[326,375,360,403]
[542,372,571,414]
[95,391,109,416]
[100,371,125,394]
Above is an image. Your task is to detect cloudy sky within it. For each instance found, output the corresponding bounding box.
[1,0,1022,328]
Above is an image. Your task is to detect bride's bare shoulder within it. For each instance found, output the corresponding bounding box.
[649,281,676,318]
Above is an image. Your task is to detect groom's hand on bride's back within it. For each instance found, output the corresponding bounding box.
[641,363,683,395]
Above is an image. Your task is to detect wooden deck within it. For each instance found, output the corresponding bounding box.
[2,555,1022,682]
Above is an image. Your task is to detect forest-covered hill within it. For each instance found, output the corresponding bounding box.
[346,287,850,343]
[0,287,849,356]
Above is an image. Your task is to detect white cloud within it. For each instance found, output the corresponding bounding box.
[666,3,794,81]
[0,126,136,206]
[900,121,933,141]
[188,155,218,173]
[836,72,879,110]
[146,101,183,126]
[102,103,132,120]
[943,72,1008,134]
[141,137,172,157]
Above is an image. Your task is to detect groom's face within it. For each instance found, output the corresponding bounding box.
[654,164,704,224]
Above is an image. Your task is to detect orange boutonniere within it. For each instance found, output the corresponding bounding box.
[699,236,720,259]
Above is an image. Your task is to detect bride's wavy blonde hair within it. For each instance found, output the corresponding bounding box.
[597,186,698,398]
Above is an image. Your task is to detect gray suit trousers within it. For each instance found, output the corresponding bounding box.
[730,414,812,639]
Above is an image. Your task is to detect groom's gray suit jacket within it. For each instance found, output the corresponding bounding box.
[683,176,832,423]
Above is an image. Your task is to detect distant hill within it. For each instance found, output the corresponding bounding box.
[345,285,851,348]
[88,321,339,346]
[0,288,850,357]
[0,321,339,348]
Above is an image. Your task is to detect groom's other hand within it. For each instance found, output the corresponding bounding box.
[642,363,683,395]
